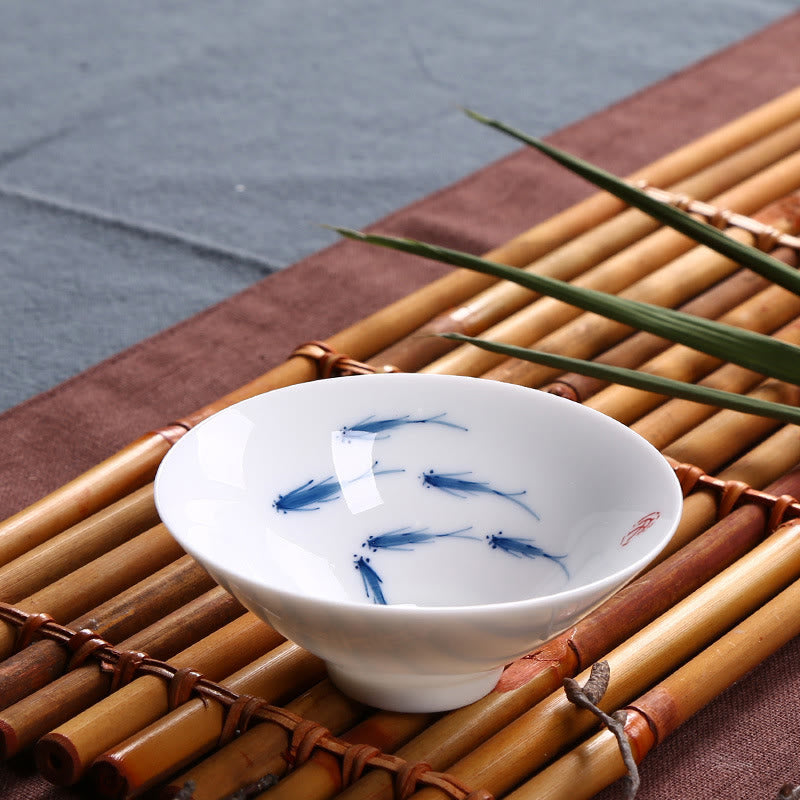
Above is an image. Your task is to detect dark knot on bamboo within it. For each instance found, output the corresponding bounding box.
[288,718,333,767]
[13,611,54,653]
[291,340,401,378]
[544,381,582,403]
[218,694,268,747]
[108,650,148,691]
[167,667,205,709]
[66,628,111,670]
[341,743,382,786]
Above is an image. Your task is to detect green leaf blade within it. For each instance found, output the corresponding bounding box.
[332,226,800,387]
[462,108,800,298]
[443,333,800,427]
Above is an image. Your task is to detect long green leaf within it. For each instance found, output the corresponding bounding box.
[331,226,800,386]
[443,333,800,426]
[462,108,800,297]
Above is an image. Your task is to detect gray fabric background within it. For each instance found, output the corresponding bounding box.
[1,0,797,412]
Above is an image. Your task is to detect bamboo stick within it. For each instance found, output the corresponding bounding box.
[0,524,184,662]
[89,641,327,799]
[508,573,800,800]
[374,116,800,374]
[472,177,800,386]
[403,519,800,800]
[661,380,800,474]
[0,482,158,580]
[633,339,800,453]
[5,87,800,558]
[0,585,243,758]
[327,467,800,800]
[0,554,217,711]
[34,613,283,786]
[161,680,368,800]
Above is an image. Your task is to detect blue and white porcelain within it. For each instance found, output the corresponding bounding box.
[154,373,682,712]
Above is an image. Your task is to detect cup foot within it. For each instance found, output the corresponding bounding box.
[326,663,504,712]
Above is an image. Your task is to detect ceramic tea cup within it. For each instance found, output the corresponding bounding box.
[155,373,682,712]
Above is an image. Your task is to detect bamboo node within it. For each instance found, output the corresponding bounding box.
[291,340,401,378]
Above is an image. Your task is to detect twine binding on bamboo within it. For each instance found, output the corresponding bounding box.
[635,182,800,251]
[0,458,797,798]
[291,340,401,378]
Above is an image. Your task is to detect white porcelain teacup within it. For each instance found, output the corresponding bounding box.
[155,374,682,712]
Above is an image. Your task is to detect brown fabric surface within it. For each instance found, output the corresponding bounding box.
[2,11,800,800]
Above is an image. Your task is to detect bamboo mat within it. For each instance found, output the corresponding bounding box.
[3,13,800,800]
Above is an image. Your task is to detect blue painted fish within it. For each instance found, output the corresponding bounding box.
[273,476,340,513]
[486,532,569,577]
[340,412,467,441]
[421,470,540,519]
[354,556,387,604]
[274,461,404,513]
[363,525,475,552]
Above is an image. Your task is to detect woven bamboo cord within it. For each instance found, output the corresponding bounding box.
[658,424,800,563]
[257,711,440,800]
[0,524,184,662]
[4,89,800,564]
[89,641,328,799]
[375,115,800,375]
[159,681,371,800]
[474,177,800,388]
[402,517,800,800]
[329,467,800,800]
[0,586,242,758]
[0,554,220,713]
[541,262,773,403]
[34,613,282,785]
[507,562,800,800]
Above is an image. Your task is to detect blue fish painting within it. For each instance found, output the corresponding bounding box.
[340,412,467,441]
[363,525,476,552]
[421,470,540,520]
[354,556,387,604]
[486,532,569,577]
[273,476,341,513]
[274,462,404,513]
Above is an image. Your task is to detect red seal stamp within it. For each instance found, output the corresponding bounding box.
[621,511,661,546]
